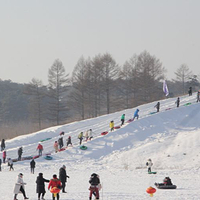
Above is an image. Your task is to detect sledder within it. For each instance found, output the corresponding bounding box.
[155,177,177,189]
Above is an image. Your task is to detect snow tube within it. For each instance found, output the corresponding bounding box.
[40,137,52,142]
[148,172,157,174]
[33,155,40,159]
[150,111,157,115]
[101,131,108,136]
[155,184,177,189]
[80,145,87,150]
[114,126,121,129]
[44,155,53,160]
[50,187,60,197]
[127,119,134,123]
[58,148,66,152]
[184,102,191,106]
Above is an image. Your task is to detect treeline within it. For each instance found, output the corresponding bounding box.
[0,51,199,139]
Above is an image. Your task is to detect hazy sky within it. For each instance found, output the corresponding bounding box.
[0,0,200,84]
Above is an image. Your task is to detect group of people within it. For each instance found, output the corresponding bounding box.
[78,129,93,145]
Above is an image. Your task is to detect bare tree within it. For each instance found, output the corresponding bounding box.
[174,64,192,94]
[48,59,69,125]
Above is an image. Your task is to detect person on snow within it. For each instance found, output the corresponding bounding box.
[0,158,2,171]
[37,143,43,156]
[66,136,72,147]
[120,114,125,126]
[30,159,36,174]
[175,97,180,107]
[18,147,23,161]
[85,130,89,141]
[3,150,6,163]
[154,102,160,112]
[59,165,70,193]
[78,132,83,145]
[133,109,139,120]
[155,177,173,187]
[188,87,192,96]
[197,91,200,102]
[89,173,100,200]
[54,141,59,153]
[146,158,153,173]
[13,173,29,200]
[88,129,93,140]
[58,137,64,149]
[8,158,14,171]
[48,174,62,200]
[36,172,49,200]
[110,120,114,131]
[1,139,5,151]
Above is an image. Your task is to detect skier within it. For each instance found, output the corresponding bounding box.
[146,158,153,173]
[188,87,192,96]
[8,158,14,171]
[37,143,43,156]
[154,102,160,112]
[36,172,49,200]
[66,136,72,147]
[3,150,6,163]
[30,159,36,174]
[110,120,114,131]
[175,97,180,107]
[78,132,83,145]
[1,139,5,151]
[197,91,200,102]
[0,158,2,171]
[88,129,93,140]
[89,173,100,200]
[121,114,125,126]
[133,109,139,120]
[13,173,29,200]
[54,141,59,153]
[18,147,23,161]
[48,174,61,200]
[58,137,64,149]
[59,165,70,193]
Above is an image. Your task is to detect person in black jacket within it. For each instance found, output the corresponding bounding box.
[175,97,180,107]
[36,173,49,200]
[0,158,2,171]
[18,147,23,161]
[89,173,100,200]
[30,159,36,174]
[154,102,160,112]
[1,139,5,151]
[59,165,70,193]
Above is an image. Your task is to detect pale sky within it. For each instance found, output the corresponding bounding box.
[0,0,200,84]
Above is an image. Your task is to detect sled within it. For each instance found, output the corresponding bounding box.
[148,171,157,174]
[80,145,87,150]
[101,131,108,136]
[127,119,134,123]
[12,158,18,162]
[44,155,53,160]
[184,102,191,106]
[33,155,40,159]
[114,126,121,129]
[40,137,52,142]
[165,108,172,111]
[22,156,33,161]
[58,147,66,152]
[150,111,157,115]
[155,184,177,189]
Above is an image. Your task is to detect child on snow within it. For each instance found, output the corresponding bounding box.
[8,158,14,171]
[121,114,125,126]
[110,121,114,131]
[66,136,72,147]
[155,177,173,187]
[54,141,59,153]
[48,174,62,200]
[78,132,83,145]
[146,159,153,173]
[133,109,139,120]
[89,173,100,200]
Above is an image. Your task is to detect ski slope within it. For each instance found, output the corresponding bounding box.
[1,94,200,200]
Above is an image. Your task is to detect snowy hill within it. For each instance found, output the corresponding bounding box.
[1,94,200,200]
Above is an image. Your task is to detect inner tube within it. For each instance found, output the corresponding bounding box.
[184,102,191,106]
[40,137,52,142]
[44,155,53,160]
[155,184,177,189]
[80,145,87,150]
[114,126,121,129]
[101,131,108,135]
[50,187,60,194]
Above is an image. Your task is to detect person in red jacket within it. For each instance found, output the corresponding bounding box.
[36,143,43,156]
[48,174,62,200]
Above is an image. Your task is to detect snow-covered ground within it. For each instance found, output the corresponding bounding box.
[1,94,200,200]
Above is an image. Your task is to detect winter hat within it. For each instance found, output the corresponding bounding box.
[19,173,23,176]
[63,165,66,169]
[39,173,43,176]
[53,174,57,178]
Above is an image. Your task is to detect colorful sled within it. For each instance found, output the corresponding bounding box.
[101,131,108,136]
[22,156,33,161]
[127,119,134,123]
[148,171,157,174]
[184,102,191,106]
[58,147,66,152]
[40,137,52,142]
[44,155,53,160]
[50,187,60,197]
[80,145,87,150]
[114,126,121,129]
[33,155,40,159]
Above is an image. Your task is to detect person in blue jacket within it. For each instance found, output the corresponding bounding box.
[133,109,139,120]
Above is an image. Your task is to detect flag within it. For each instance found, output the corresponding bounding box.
[163,80,169,96]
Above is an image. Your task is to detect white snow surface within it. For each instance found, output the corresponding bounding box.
[1,94,200,200]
